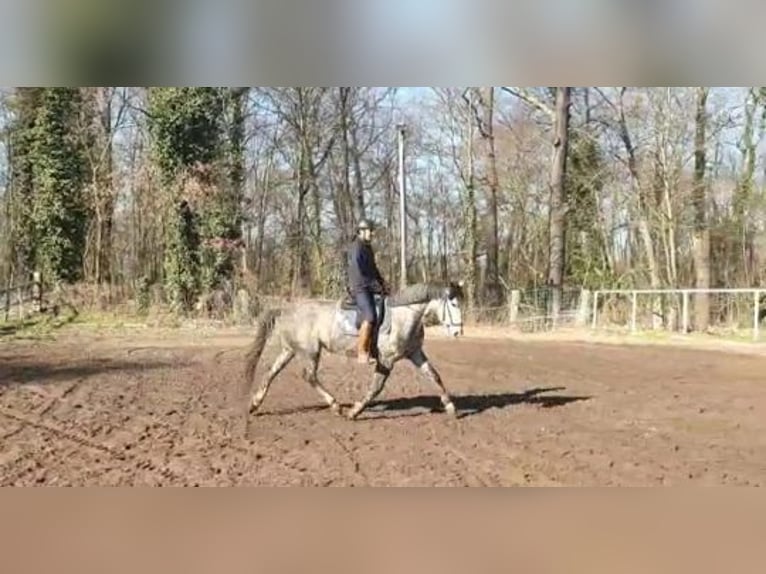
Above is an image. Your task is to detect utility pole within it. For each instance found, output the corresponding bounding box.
[397,123,407,289]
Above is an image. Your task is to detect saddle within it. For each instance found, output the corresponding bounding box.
[337,293,390,335]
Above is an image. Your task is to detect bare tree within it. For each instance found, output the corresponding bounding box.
[548,87,572,321]
[78,87,130,285]
[692,87,710,330]
[595,87,661,292]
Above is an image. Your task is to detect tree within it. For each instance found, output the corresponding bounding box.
[467,87,501,303]
[692,87,710,331]
[7,88,43,275]
[257,87,338,294]
[146,87,226,311]
[566,121,609,286]
[26,88,89,283]
[79,87,124,284]
[547,87,572,321]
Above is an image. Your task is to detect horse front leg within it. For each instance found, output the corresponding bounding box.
[346,360,392,420]
[407,349,457,416]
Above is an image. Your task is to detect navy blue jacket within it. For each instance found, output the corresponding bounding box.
[347,237,385,295]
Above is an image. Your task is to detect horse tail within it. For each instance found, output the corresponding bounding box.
[241,307,283,400]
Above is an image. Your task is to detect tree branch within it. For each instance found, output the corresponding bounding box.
[461,88,491,139]
[501,87,555,119]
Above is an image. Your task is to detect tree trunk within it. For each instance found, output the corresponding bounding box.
[308,158,324,292]
[692,87,710,331]
[548,87,571,322]
[736,88,760,285]
[349,105,367,222]
[229,87,248,275]
[464,90,478,309]
[96,87,114,285]
[338,87,354,236]
[615,88,662,326]
[254,159,270,286]
[484,87,501,304]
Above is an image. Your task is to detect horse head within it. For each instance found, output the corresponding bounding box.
[439,280,465,337]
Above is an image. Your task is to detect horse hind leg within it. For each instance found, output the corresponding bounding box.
[250,348,295,413]
[302,351,343,415]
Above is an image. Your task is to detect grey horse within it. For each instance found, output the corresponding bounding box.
[241,281,465,420]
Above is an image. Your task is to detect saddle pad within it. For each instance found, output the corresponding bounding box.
[335,297,392,337]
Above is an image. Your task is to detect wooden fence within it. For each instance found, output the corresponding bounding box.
[1,272,43,322]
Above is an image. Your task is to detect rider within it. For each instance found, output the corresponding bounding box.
[347,218,389,364]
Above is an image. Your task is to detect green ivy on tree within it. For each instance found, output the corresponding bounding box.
[147,88,224,185]
[8,88,44,274]
[197,88,248,292]
[565,129,611,288]
[9,88,89,284]
[164,200,201,312]
[147,87,232,312]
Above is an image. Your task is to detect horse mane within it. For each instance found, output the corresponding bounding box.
[387,282,448,307]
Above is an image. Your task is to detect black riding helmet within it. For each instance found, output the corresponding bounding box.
[356,218,376,232]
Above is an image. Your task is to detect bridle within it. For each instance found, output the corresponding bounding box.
[440,295,463,335]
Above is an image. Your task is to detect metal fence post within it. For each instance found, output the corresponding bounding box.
[591,291,599,329]
[577,289,590,327]
[630,291,637,332]
[32,271,42,313]
[508,290,520,326]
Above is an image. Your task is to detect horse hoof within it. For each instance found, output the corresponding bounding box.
[445,402,457,416]
[346,405,361,420]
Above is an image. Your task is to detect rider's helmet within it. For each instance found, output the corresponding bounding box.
[357,218,376,232]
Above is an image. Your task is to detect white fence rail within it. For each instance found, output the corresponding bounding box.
[2,272,44,322]
[591,288,764,341]
[484,287,587,333]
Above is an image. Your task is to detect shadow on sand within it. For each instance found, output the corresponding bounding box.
[369,386,591,420]
[0,356,186,389]
[253,386,592,420]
